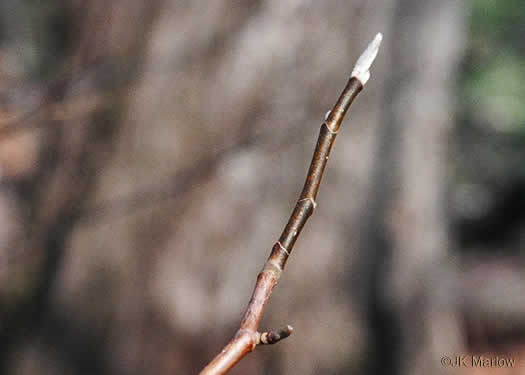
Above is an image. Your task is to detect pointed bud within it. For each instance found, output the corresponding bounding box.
[351,32,383,85]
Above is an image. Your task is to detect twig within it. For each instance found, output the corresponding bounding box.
[200,33,382,375]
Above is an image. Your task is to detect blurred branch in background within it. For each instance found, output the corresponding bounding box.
[1,1,162,374]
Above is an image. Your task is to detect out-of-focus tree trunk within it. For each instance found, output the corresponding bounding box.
[357,1,466,374]
[1,1,161,374]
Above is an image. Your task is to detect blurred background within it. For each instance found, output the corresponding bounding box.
[1,1,525,374]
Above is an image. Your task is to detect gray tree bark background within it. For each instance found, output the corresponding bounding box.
[1,1,471,374]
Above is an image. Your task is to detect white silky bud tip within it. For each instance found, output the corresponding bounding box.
[351,32,383,85]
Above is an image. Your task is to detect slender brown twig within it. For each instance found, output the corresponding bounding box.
[200,33,383,375]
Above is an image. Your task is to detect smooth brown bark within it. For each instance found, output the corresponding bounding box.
[200,77,363,375]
